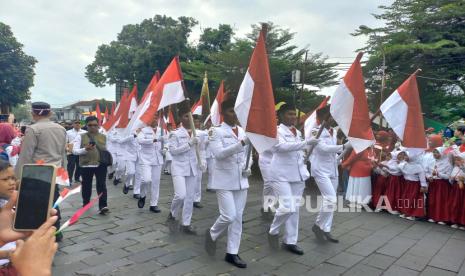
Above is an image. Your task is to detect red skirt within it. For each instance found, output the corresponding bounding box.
[372,175,388,209]
[399,180,425,217]
[385,175,403,211]
[427,179,450,222]
[449,184,465,225]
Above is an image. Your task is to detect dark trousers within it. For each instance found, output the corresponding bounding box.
[67,154,81,181]
[81,165,108,209]
[53,184,61,229]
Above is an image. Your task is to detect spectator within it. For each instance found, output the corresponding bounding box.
[66,120,86,184]
[0,123,20,167]
[72,116,109,214]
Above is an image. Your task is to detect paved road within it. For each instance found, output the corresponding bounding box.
[52,174,465,276]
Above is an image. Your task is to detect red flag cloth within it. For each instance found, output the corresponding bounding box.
[139,57,185,126]
[111,102,116,115]
[103,91,128,131]
[303,96,330,138]
[234,28,278,153]
[69,193,102,226]
[141,71,161,103]
[95,102,102,125]
[381,73,427,149]
[116,87,137,129]
[191,98,202,115]
[330,53,375,153]
[209,80,227,126]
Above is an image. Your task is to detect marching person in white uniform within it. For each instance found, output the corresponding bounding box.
[259,149,274,219]
[135,117,164,213]
[106,128,118,180]
[166,105,203,235]
[113,129,125,186]
[193,115,208,208]
[204,120,215,191]
[118,130,138,195]
[267,104,319,255]
[310,106,349,243]
[204,99,251,268]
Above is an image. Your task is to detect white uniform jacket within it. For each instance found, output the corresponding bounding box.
[136,127,164,166]
[270,124,309,182]
[168,126,198,177]
[119,132,138,162]
[310,127,343,178]
[258,150,273,183]
[209,123,250,190]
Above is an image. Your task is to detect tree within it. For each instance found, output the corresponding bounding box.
[0,22,37,113]
[85,15,198,97]
[353,0,465,122]
[183,22,338,113]
[11,103,31,123]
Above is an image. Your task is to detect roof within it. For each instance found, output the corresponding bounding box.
[63,99,115,109]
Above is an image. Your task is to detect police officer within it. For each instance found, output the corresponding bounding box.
[16,101,67,241]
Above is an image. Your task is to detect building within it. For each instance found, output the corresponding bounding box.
[52,99,114,121]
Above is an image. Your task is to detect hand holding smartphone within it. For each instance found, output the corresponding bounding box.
[14,164,56,231]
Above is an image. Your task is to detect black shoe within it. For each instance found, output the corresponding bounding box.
[181,225,197,235]
[123,185,129,194]
[282,243,304,255]
[99,207,110,215]
[206,188,215,193]
[193,202,203,209]
[108,172,114,179]
[323,232,339,243]
[149,206,161,213]
[224,253,247,268]
[267,231,279,250]
[137,197,146,208]
[55,232,63,242]
[312,224,326,242]
[113,179,121,186]
[205,229,216,256]
[133,194,140,199]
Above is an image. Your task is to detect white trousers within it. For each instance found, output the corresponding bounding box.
[139,164,162,206]
[122,160,136,188]
[210,189,248,254]
[170,175,196,226]
[269,181,305,245]
[134,159,141,195]
[263,180,275,207]
[206,158,214,188]
[114,155,125,180]
[314,175,338,232]
[108,152,117,174]
[194,169,202,202]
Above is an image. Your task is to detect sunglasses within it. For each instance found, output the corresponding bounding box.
[87,124,99,127]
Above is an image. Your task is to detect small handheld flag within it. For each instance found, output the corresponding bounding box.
[56,193,102,235]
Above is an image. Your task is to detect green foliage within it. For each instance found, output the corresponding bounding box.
[353,0,465,123]
[86,16,339,113]
[11,103,31,122]
[0,22,37,111]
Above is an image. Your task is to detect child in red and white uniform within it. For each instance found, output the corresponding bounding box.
[398,151,428,220]
[425,147,453,225]
[372,152,390,211]
[449,152,465,230]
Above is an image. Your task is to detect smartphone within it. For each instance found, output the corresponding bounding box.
[89,141,96,146]
[14,164,56,231]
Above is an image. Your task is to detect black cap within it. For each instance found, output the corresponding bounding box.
[277,103,296,116]
[220,98,235,112]
[31,102,51,116]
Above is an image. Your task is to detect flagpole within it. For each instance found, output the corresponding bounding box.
[298,50,308,128]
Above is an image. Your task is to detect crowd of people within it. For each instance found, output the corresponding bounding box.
[0,99,464,273]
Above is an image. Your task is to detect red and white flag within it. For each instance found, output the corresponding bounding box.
[95,102,102,125]
[234,28,278,154]
[126,57,185,134]
[103,106,109,125]
[116,88,136,129]
[102,92,128,131]
[380,72,426,149]
[53,185,81,208]
[191,98,202,115]
[55,167,70,187]
[330,53,375,153]
[207,80,227,126]
[303,96,330,139]
[128,84,138,119]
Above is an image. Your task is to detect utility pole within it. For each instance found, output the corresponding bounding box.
[379,51,386,128]
[298,50,308,128]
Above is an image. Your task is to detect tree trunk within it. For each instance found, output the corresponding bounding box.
[0,103,9,114]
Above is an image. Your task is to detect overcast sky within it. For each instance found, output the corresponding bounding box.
[1,0,393,107]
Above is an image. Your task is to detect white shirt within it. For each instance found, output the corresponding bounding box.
[67,128,87,144]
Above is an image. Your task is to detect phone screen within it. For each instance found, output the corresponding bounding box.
[15,165,55,230]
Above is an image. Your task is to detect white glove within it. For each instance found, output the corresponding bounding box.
[188,137,199,146]
[343,141,352,150]
[242,168,252,178]
[306,138,320,146]
[200,162,207,173]
[242,137,251,146]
